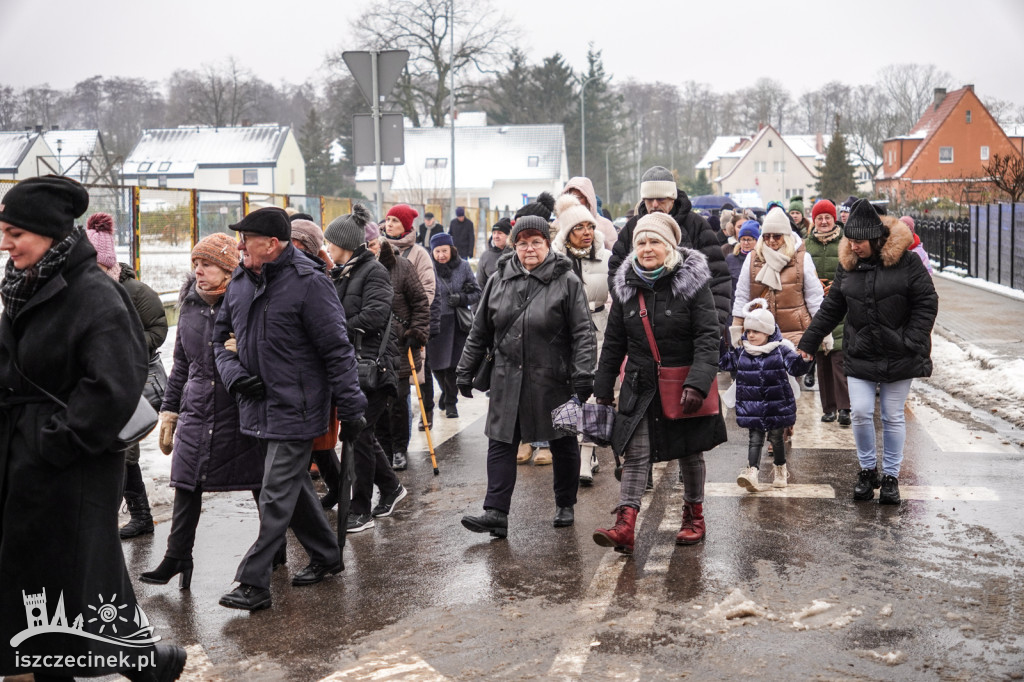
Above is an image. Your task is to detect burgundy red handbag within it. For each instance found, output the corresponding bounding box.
[637,294,719,420]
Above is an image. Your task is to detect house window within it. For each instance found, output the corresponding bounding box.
[158,175,168,188]
[425,157,447,169]
[527,156,539,167]
[966,110,972,124]
[981,145,990,161]
[754,161,766,173]
[138,177,148,187]
[243,169,259,184]
[157,161,171,172]
[773,161,785,173]
[138,162,152,172]
[767,140,773,148]
[939,146,954,164]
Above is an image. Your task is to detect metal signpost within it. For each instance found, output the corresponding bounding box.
[342,50,409,215]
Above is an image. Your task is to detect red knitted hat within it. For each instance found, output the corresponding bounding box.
[811,199,836,221]
[386,204,418,235]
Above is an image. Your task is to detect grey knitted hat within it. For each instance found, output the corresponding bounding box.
[324,203,371,250]
[509,215,551,245]
[640,166,677,200]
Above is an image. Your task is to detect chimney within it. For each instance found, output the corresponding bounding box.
[50,124,60,131]
[34,124,43,133]
[964,84,974,93]
[933,88,947,111]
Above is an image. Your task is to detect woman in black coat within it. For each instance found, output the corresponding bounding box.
[798,200,937,505]
[0,175,185,680]
[592,213,726,555]
[139,233,265,590]
[323,205,407,534]
[456,215,596,536]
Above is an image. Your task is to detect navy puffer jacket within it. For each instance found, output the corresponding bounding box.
[720,327,812,431]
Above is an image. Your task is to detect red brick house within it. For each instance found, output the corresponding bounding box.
[877,85,1024,203]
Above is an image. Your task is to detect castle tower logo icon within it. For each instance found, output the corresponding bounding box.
[10,587,160,648]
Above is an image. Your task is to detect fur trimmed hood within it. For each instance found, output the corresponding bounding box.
[612,246,711,303]
[839,215,914,270]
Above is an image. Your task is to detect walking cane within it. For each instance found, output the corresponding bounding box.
[336,424,358,568]
[408,346,439,475]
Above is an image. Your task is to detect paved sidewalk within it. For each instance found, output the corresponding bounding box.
[932,275,1024,360]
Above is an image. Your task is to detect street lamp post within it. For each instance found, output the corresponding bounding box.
[578,75,598,177]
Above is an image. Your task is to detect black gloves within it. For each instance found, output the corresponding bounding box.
[339,416,367,440]
[573,379,594,404]
[680,387,704,414]
[458,383,474,399]
[448,293,462,307]
[231,375,266,400]
[405,329,428,350]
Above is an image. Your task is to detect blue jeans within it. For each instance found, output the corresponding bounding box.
[847,377,913,478]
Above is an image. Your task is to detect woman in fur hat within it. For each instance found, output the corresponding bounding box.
[591,212,726,554]
[798,200,938,505]
[552,193,610,486]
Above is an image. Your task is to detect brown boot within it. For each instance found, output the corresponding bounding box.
[592,506,638,555]
[675,502,705,545]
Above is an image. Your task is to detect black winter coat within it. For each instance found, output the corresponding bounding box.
[798,218,938,383]
[476,240,506,290]
[429,252,482,370]
[118,263,168,355]
[214,243,367,439]
[331,246,398,393]
[596,248,727,460]
[162,276,263,492]
[379,241,430,380]
[449,217,475,257]
[457,251,596,444]
[0,234,150,675]
[609,190,734,330]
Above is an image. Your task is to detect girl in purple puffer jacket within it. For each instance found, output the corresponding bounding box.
[720,299,812,492]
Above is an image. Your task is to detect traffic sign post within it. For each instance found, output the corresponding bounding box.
[342,50,409,217]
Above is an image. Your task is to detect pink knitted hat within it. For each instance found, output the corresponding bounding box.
[86,212,119,279]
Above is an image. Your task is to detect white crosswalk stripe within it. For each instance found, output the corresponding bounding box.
[319,649,449,680]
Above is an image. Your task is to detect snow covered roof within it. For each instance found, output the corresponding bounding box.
[695,136,748,170]
[0,131,46,172]
[123,125,293,176]
[42,130,100,161]
[355,123,566,190]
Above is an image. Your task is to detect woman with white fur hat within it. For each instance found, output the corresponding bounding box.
[553,193,610,486]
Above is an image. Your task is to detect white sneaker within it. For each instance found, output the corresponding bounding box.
[516,442,533,464]
[737,466,761,492]
[579,444,594,485]
[772,464,789,488]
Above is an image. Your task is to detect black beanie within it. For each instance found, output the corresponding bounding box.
[491,217,512,235]
[515,192,556,220]
[843,199,886,240]
[0,175,89,239]
[509,215,551,245]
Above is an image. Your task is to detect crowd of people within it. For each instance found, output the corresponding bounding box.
[0,167,938,679]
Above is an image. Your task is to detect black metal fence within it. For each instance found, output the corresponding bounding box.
[912,202,1023,292]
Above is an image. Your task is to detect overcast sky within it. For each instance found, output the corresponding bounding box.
[3,0,1023,106]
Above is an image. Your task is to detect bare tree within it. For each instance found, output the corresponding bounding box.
[878,63,952,132]
[984,153,1024,202]
[738,78,793,132]
[341,0,513,127]
[167,57,265,127]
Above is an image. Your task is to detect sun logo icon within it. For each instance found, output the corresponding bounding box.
[87,593,128,635]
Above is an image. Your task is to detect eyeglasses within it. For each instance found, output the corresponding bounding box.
[515,240,547,251]
[763,234,785,242]
[239,232,271,244]
[571,223,595,233]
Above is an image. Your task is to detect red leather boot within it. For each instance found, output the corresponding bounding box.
[675,502,705,545]
[592,506,638,555]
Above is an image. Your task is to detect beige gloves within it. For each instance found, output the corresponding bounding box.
[158,412,178,455]
[224,332,237,353]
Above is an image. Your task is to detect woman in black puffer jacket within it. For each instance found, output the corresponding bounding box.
[798,200,937,506]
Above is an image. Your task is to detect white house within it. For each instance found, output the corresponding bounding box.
[121,124,305,195]
[0,131,53,181]
[699,126,880,204]
[355,116,568,213]
[41,129,115,185]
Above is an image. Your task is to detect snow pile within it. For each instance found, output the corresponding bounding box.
[788,600,862,631]
[927,332,1024,428]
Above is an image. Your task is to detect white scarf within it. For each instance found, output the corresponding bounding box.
[739,338,802,397]
[754,246,790,291]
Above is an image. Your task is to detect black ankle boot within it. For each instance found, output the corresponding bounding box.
[140,557,193,590]
[461,509,508,538]
[122,643,187,682]
[120,491,154,538]
[854,468,881,501]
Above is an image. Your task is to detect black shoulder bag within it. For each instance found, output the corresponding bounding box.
[356,316,394,392]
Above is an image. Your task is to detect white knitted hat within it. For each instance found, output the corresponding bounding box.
[555,193,594,233]
[633,212,681,248]
[742,298,776,334]
[640,166,677,200]
[761,206,793,236]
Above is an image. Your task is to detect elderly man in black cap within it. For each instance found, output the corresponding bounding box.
[213,207,367,611]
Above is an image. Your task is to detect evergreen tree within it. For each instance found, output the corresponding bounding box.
[683,169,712,197]
[816,118,858,201]
[485,48,534,125]
[298,106,337,196]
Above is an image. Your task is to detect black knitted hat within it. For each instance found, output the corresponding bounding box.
[0,175,89,239]
[843,199,886,240]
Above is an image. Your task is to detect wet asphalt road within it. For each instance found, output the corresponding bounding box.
[105,381,1024,681]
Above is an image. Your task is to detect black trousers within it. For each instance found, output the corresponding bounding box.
[748,428,786,467]
[352,387,401,515]
[483,418,579,514]
[165,486,260,560]
[434,367,458,410]
[421,353,435,413]
[376,378,411,456]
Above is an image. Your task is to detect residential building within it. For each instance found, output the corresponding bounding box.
[41,129,117,185]
[121,124,305,195]
[877,85,1023,202]
[0,130,53,181]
